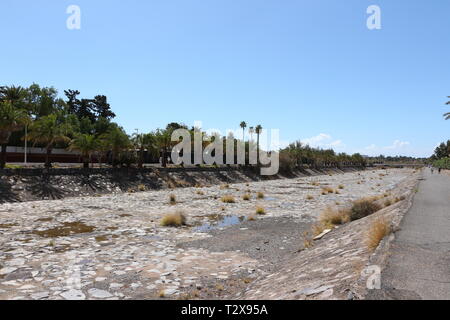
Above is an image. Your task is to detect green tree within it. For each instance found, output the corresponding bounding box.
[433,140,450,159]
[0,101,30,168]
[100,124,130,168]
[132,132,157,168]
[69,134,99,168]
[240,121,247,142]
[255,125,263,164]
[27,114,72,168]
[154,129,172,167]
[25,84,65,118]
[0,86,27,106]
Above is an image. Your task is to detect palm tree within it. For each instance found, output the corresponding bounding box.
[131,131,144,168]
[27,114,72,168]
[132,132,157,168]
[154,129,172,167]
[240,121,247,142]
[255,125,263,164]
[0,86,27,106]
[69,134,98,168]
[0,101,30,168]
[101,125,130,168]
[249,127,255,142]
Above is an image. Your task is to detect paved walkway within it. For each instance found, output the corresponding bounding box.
[376,168,450,300]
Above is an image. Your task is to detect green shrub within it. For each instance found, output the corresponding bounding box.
[434,157,450,169]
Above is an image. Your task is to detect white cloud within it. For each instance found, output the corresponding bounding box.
[301,133,331,146]
[385,140,410,150]
[301,133,345,150]
[359,140,414,156]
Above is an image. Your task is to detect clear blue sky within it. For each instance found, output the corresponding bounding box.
[1,0,449,157]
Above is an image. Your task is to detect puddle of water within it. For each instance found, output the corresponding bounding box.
[194,215,246,233]
[32,222,96,238]
[0,223,18,229]
[95,235,109,242]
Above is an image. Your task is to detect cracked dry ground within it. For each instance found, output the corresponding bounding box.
[0,168,416,300]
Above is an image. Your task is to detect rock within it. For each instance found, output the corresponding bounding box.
[296,285,334,297]
[95,277,107,282]
[31,292,50,300]
[88,288,113,299]
[8,258,26,266]
[317,288,334,299]
[19,284,36,290]
[164,288,178,296]
[0,267,18,275]
[313,229,332,240]
[60,289,86,300]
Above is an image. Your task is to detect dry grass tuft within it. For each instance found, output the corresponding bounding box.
[138,184,146,191]
[366,218,391,251]
[306,195,314,200]
[158,290,165,298]
[302,231,314,249]
[321,187,334,195]
[255,206,266,215]
[247,214,256,221]
[242,194,251,201]
[169,194,177,205]
[160,211,187,227]
[384,199,393,207]
[256,192,265,199]
[215,284,224,291]
[312,222,332,237]
[221,195,236,203]
[220,184,230,190]
[349,198,382,221]
[338,184,345,190]
[319,207,351,226]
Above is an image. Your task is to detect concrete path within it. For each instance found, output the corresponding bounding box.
[374,168,450,300]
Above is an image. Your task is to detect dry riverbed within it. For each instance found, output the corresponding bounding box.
[0,168,417,300]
